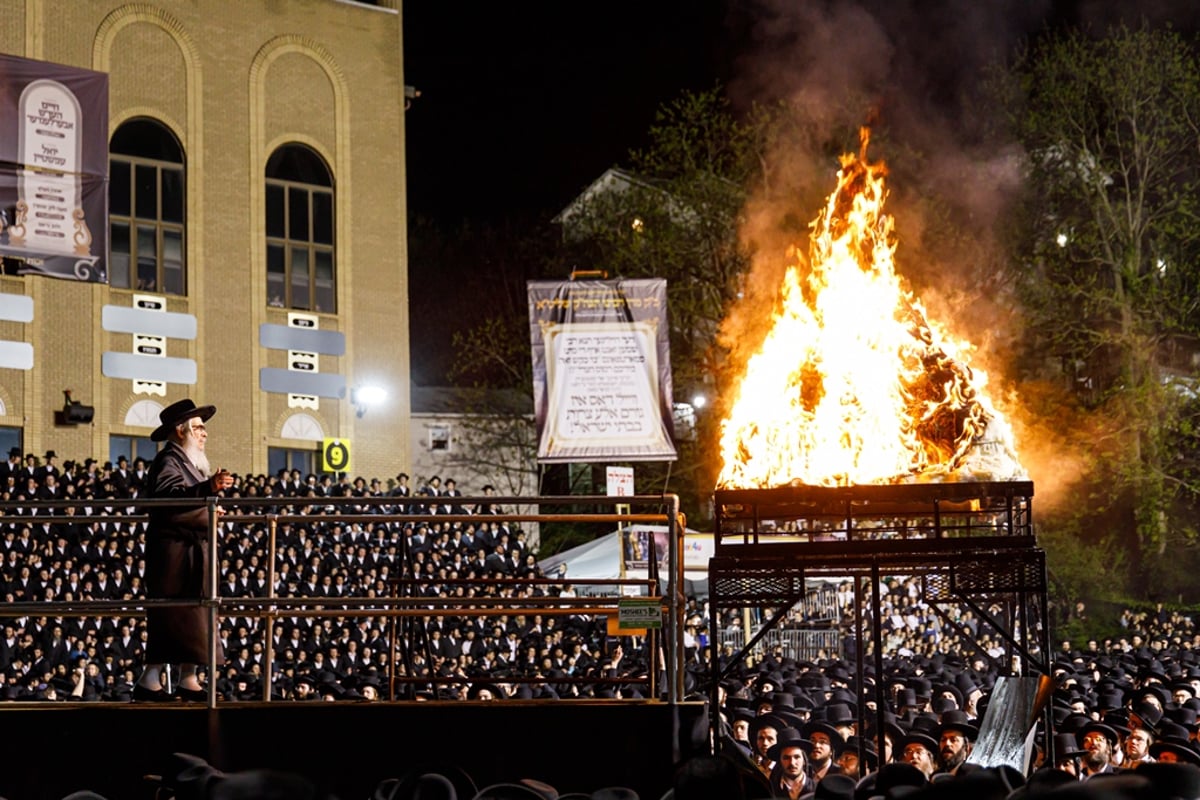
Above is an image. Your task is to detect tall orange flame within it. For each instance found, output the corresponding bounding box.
[718,129,1023,488]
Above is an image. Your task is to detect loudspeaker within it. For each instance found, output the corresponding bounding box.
[59,402,94,424]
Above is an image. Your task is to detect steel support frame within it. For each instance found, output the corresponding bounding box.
[706,481,1050,762]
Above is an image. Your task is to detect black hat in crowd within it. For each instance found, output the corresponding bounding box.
[1149,738,1200,766]
[862,762,928,797]
[838,734,879,769]
[1130,700,1164,734]
[901,730,939,756]
[151,398,216,442]
[801,719,845,747]
[158,752,332,800]
[748,713,789,742]
[765,728,810,763]
[1075,721,1121,748]
[938,709,979,741]
[810,773,856,800]
[1049,732,1087,763]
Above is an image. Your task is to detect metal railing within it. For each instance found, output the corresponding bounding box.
[715,627,842,662]
[0,492,687,705]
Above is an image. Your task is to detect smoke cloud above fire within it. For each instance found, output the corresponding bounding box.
[713,0,1123,505]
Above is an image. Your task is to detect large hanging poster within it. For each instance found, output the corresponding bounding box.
[0,54,109,282]
[528,278,677,463]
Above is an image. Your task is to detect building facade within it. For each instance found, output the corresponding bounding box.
[0,0,410,480]
[409,385,539,538]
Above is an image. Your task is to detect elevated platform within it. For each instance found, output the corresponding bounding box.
[709,479,1044,607]
[707,480,1049,752]
[714,480,1035,547]
[0,701,707,800]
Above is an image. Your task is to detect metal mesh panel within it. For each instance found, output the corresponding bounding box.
[924,572,953,601]
[708,565,806,607]
[920,554,1045,600]
[952,555,1046,594]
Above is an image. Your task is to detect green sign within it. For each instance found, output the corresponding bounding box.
[618,597,662,630]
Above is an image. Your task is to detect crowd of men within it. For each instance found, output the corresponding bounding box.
[0,450,655,702]
[5,451,1200,796]
[699,599,1200,798]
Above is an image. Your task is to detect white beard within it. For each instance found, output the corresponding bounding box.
[182,438,211,476]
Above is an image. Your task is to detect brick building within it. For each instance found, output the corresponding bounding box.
[0,0,410,479]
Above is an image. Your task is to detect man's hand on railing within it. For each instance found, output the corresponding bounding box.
[210,469,233,493]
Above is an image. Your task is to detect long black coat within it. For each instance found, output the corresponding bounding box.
[143,441,224,666]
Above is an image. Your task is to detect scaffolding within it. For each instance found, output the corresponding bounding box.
[706,480,1050,758]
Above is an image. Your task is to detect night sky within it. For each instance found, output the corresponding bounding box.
[402,1,1200,225]
[400,1,1200,385]
[402,2,734,223]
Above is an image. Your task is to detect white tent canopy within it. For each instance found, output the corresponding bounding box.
[538,524,711,597]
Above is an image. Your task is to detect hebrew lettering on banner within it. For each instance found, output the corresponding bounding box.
[0,54,109,283]
[528,278,677,463]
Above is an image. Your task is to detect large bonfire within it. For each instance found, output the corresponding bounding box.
[718,129,1024,489]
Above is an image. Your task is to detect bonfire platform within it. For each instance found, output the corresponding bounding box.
[707,480,1050,749]
[0,700,706,800]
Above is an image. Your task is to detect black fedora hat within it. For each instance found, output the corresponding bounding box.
[1150,737,1200,766]
[1049,732,1087,763]
[1076,721,1121,748]
[151,399,216,442]
[765,728,811,762]
[801,719,845,747]
[938,709,979,741]
[901,730,939,756]
[749,713,789,740]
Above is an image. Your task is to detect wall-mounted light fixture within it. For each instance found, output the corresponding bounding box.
[350,385,387,418]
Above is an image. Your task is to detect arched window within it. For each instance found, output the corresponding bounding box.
[265,145,335,312]
[109,118,186,294]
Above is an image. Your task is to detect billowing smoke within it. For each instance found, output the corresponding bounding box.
[712,0,1117,505]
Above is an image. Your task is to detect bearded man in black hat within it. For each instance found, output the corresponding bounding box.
[133,398,233,702]
[935,709,978,776]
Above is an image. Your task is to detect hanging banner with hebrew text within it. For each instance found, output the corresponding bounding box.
[528,278,676,463]
[0,53,109,283]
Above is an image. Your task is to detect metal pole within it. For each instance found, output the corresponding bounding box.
[871,563,886,765]
[207,495,220,709]
[669,496,683,703]
[262,515,278,702]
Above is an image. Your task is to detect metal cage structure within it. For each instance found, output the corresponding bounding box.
[706,480,1050,758]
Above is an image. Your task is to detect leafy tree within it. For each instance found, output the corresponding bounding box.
[998,24,1200,593]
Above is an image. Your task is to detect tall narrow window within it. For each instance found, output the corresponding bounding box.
[109,119,185,294]
[265,145,335,312]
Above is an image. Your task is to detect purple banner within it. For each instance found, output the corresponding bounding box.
[0,54,108,283]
